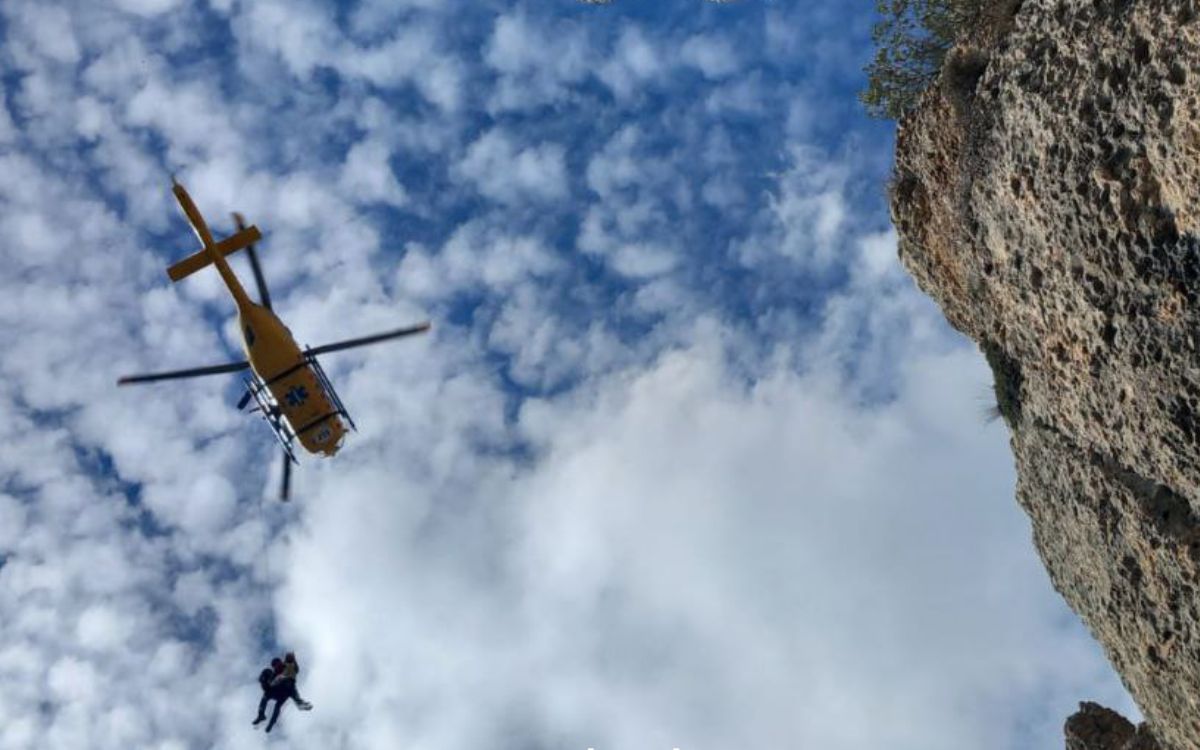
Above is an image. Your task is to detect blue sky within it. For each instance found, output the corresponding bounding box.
[0,1,1137,748]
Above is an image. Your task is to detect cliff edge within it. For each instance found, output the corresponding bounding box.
[890,1,1200,748]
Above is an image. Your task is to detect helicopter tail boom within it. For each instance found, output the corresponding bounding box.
[166,224,262,282]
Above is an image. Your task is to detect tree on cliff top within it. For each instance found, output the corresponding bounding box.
[861,0,989,120]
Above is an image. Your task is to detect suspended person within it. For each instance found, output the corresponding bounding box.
[252,658,284,727]
[262,652,313,733]
[275,652,312,711]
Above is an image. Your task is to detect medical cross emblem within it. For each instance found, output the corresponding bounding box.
[285,385,309,407]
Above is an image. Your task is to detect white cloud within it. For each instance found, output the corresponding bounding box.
[396,222,563,303]
[680,34,739,79]
[77,604,136,651]
[705,73,767,116]
[417,58,466,113]
[577,125,697,280]
[0,494,26,551]
[599,26,664,100]
[455,129,568,204]
[347,0,447,35]
[584,125,647,197]
[235,2,465,112]
[277,323,1136,750]
[48,657,101,704]
[238,0,336,80]
[737,144,851,272]
[0,95,15,145]
[339,139,408,208]
[608,242,678,277]
[487,288,625,389]
[112,0,185,17]
[485,13,592,112]
[125,79,243,163]
[80,37,157,98]
[487,14,566,75]
[13,5,82,65]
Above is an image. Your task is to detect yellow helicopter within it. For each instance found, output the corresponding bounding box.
[118,181,430,500]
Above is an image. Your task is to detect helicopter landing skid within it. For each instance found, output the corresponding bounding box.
[243,371,299,463]
[240,352,356,461]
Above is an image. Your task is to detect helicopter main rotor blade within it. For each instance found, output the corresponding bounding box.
[117,360,250,386]
[234,212,272,310]
[306,322,431,357]
[280,453,292,502]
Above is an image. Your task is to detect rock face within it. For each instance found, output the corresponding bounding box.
[890,1,1200,748]
[1066,702,1162,750]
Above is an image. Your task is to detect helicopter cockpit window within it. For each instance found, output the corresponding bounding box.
[245,325,256,346]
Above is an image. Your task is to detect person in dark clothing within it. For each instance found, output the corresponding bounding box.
[252,658,284,728]
[254,652,313,733]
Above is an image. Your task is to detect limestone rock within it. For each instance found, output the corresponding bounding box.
[1066,702,1162,750]
[890,1,1200,748]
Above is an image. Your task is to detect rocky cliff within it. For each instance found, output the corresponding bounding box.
[1067,702,1164,750]
[890,1,1200,748]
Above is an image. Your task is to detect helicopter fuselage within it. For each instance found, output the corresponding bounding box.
[237,301,347,456]
[173,182,347,456]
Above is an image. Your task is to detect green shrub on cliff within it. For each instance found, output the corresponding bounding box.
[860,0,989,120]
